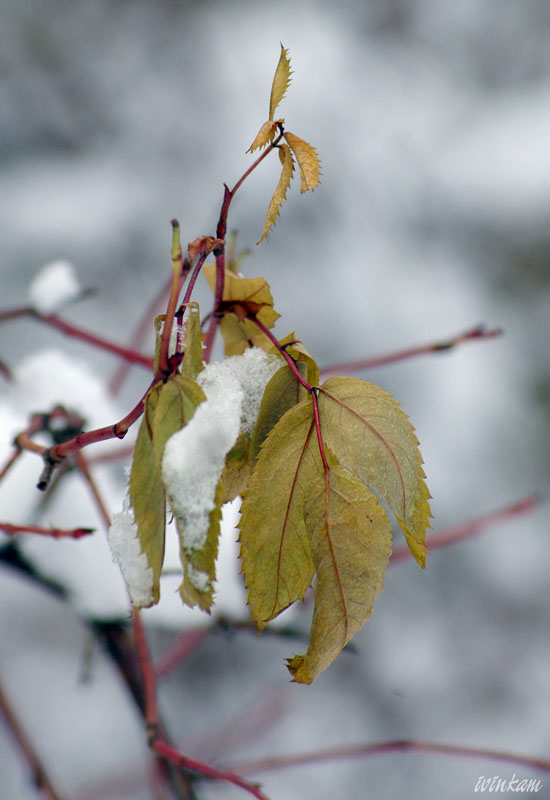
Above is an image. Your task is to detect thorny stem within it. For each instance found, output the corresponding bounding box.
[390,493,540,565]
[0,307,154,369]
[229,739,550,776]
[0,522,93,539]
[0,680,66,800]
[319,325,502,378]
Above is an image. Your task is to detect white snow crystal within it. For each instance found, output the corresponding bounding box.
[28,259,81,314]
[107,495,155,608]
[162,348,279,554]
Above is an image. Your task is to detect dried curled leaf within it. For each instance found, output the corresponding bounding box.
[257,143,295,244]
[287,463,392,684]
[269,44,292,121]
[284,132,320,193]
[203,263,280,328]
[318,377,431,566]
[247,120,280,153]
[187,236,224,260]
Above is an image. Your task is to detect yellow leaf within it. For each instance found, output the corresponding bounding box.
[218,313,273,357]
[257,143,295,244]
[220,431,252,504]
[247,120,279,153]
[284,132,320,193]
[129,385,166,607]
[239,400,318,628]
[287,464,392,684]
[275,332,320,387]
[181,303,204,379]
[203,262,280,328]
[318,377,431,566]
[269,44,292,121]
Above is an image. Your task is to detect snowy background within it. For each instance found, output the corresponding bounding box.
[1,1,549,799]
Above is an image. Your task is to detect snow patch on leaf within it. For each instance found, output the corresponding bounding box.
[28,260,81,314]
[107,495,155,608]
[161,348,279,554]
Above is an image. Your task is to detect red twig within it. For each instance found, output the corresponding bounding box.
[247,315,312,392]
[154,628,209,678]
[0,522,93,539]
[0,448,23,483]
[152,739,270,800]
[0,307,154,369]
[319,325,502,379]
[0,680,66,800]
[73,452,112,529]
[390,494,540,565]
[229,739,550,776]
[132,612,159,737]
[311,390,330,472]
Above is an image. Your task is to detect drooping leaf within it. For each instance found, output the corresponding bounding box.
[249,363,309,464]
[129,384,166,607]
[217,313,273,357]
[286,463,392,684]
[151,374,206,463]
[269,44,292,121]
[239,400,319,629]
[181,302,204,379]
[177,477,223,611]
[257,143,295,244]
[247,120,280,153]
[284,132,321,193]
[317,376,431,566]
[203,263,280,328]
[220,431,252,503]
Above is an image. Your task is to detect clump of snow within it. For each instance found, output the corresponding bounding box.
[162,348,279,555]
[107,494,155,608]
[186,564,211,593]
[27,259,81,315]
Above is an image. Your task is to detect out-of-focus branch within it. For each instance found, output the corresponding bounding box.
[0,307,154,369]
[319,325,502,379]
[229,739,550,776]
[390,493,540,565]
[0,522,93,539]
[0,679,66,800]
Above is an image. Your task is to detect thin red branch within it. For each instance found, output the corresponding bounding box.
[311,390,330,472]
[319,325,502,379]
[248,315,312,392]
[0,522,93,539]
[390,494,540,565]
[0,448,23,483]
[0,307,154,369]
[152,739,270,800]
[132,612,159,737]
[229,739,550,776]
[73,452,112,529]
[0,680,66,800]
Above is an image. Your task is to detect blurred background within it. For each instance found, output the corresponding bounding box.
[0,1,549,798]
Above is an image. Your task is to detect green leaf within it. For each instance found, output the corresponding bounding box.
[151,374,206,462]
[239,400,319,629]
[286,464,392,684]
[257,143,295,244]
[276,333,320,387]
[249,363,309,465]
[129,385,166,607]
[181,302,204,379]
[269,44,292,121]
[318,376,431,566]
